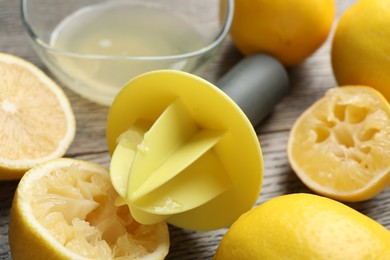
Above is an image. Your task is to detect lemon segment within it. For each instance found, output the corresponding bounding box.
[9,158,169,260]
[287,86,390,201]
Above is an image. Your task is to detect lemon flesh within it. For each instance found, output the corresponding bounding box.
[9,158,169,260]
[288,86,390,201]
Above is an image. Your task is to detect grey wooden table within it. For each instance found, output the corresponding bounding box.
[1,0,389,259]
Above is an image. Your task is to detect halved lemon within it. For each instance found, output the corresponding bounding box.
[287,86,390,202]
[0,53,75,180]
[8,158,170,259]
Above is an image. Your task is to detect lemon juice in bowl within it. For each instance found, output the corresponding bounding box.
[49,2,205,105]
[21,0,233,106]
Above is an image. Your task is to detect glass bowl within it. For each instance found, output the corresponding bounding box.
[21,0,234,106]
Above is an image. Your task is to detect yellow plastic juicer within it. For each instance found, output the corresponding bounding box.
[106,54,289,230]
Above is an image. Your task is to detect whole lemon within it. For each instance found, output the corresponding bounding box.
[214,193,390,259]
[228,0,335,67]
[331,0,390,102]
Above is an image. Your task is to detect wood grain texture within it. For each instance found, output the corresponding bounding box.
[1,0,389,259]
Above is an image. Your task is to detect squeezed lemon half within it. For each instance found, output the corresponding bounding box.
[9,158,170,260]
[288,86,390,201]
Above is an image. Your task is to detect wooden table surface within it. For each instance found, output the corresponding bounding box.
[1,0,390,259]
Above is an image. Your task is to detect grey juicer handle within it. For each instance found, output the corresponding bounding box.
[217,54,289,127]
